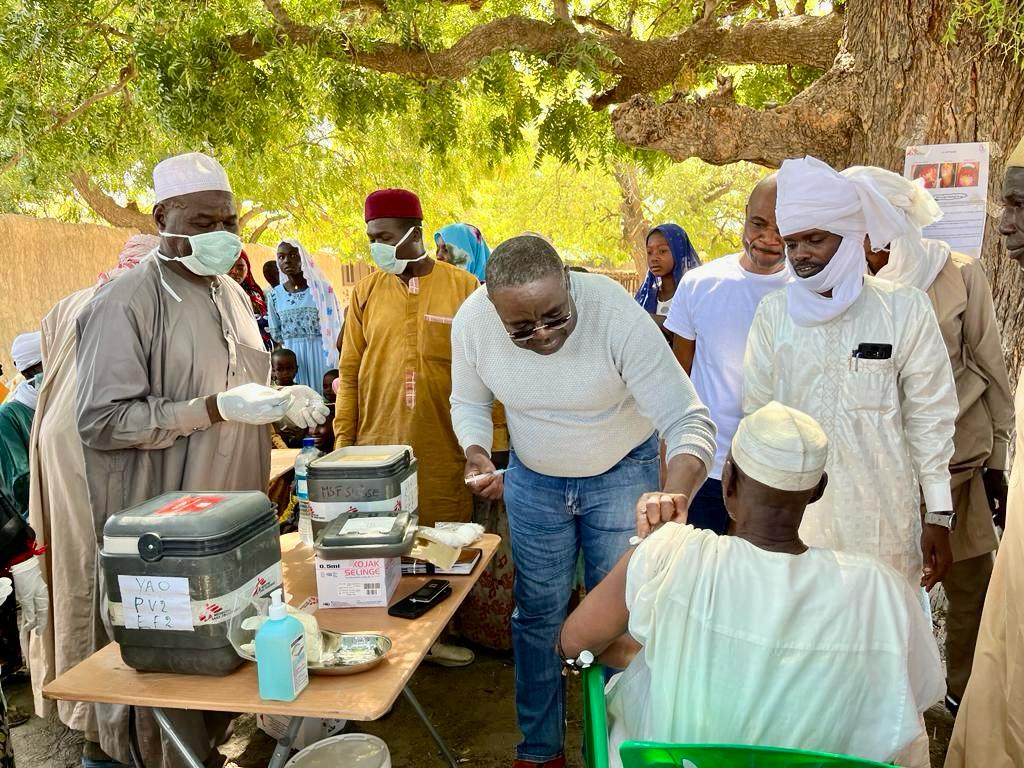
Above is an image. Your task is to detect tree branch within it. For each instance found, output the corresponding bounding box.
[249,214,289,243]
[591,13,840,108]
[69,170,157,232]
[239,205,269,230]
[610,65,857,167]
[230,12,841,108]
[573,14,621,35]
[2,64,137,175]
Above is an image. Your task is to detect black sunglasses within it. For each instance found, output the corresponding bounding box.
[508,310,574,342]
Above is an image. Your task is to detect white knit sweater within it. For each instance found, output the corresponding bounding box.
[450,273,717,478]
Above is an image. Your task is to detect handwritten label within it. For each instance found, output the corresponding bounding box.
[118,575,194,632]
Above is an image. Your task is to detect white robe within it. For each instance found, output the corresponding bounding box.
[607,523,944,767]
[74,257,272,768]
[743,276,958,585]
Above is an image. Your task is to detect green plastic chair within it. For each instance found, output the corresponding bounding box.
[580,664,892,768]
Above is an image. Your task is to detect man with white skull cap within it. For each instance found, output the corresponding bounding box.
[74,152,327,768]
[559,401,943,767]
[744,155,959,599]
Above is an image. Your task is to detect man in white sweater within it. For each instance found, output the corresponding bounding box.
[450,235,716,768]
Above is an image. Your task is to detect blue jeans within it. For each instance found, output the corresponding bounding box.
[687,477,730,534]
[504,435,660,762]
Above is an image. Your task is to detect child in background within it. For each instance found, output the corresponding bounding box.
[271,348,299,387]
[271,349,306,447]
[322,369,339,405]
[310,405,336,452]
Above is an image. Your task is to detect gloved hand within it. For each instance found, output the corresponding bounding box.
[11,557,49,634]
[278,385,330,430]
[216,383,291,425]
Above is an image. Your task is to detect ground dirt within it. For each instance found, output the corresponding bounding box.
[8,644,954,768]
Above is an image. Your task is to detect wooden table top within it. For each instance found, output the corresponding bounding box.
[43,532,499,720]
[269,448,300,485]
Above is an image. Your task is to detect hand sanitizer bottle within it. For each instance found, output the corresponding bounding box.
[255,589,309,701]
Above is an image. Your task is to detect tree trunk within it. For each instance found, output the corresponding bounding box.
[614,0,1024,386]
[845,0,1024,387]
[613,161,650,277]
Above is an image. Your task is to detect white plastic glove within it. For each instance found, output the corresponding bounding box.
[216,383,291,425]
[278,385,330,430]
[11,557,49,634]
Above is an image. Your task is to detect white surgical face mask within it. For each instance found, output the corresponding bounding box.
[161,230,243,276]
[369,227,427,275]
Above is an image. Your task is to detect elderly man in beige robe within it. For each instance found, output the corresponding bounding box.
[842,165,1015,713]
[73,153,326,768]
[26,235,156,740]
[944,137,1024,768]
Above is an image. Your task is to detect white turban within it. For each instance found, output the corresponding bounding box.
[777,156,914,326]
[152,152,232,203]
[842,165,949,292]
[732,401,828,492]
[11,332,41,373]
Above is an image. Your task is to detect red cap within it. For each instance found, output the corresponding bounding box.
[364,189,423,222]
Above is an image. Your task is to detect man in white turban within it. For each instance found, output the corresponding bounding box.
[74,153,326,768]
[560,402,944,768]
[0,332,43,519]
[945,134,1024,768]
[844,164,1014,716]
[744,155,959,597]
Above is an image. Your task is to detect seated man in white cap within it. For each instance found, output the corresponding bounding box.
[74,153,327,768]
[744,156,959,599]
[560,402,944,768]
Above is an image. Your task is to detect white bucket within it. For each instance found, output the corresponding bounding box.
[285,733,391,768]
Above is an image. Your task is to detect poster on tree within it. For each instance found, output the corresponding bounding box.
[903,142,990,258]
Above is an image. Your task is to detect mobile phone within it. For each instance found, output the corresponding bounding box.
[388,579,453,620]
[852,342,893,360]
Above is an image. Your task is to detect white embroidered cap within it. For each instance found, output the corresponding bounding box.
[152,152,232,203]
[732,401,828,492]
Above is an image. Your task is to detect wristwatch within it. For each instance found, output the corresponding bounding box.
[924,510,957,531]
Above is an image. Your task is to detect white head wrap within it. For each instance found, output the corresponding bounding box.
[777,156,914,326]
[731,401,828,492]
[153,152,232,203]
[11,332,41,373]
[841,165,949,292]
[279,240,343,370]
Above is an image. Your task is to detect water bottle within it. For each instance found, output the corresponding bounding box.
[295,437,321,546]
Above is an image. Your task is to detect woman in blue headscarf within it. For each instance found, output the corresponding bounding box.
[634,223,701,341]
[434,223,491,283]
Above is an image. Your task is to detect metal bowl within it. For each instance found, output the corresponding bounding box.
[237,629,392,676]
[311,631,392,676]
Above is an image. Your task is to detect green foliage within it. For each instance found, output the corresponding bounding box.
[0,0,800,268]
[946,1,1024,63]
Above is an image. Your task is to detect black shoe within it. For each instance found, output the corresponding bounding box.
[945,693,961,718]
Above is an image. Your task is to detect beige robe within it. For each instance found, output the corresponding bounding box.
[27,286,99,730]
[945,369,1024,767]
[927,254,1013,561]
[75,257,272,768]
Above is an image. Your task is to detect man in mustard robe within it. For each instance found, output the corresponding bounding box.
[335,188,478,665]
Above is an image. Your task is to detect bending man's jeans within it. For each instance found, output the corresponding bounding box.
[504,435,660,763]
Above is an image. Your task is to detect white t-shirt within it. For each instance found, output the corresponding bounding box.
[664,253,789,478]
[606,523,943,768]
